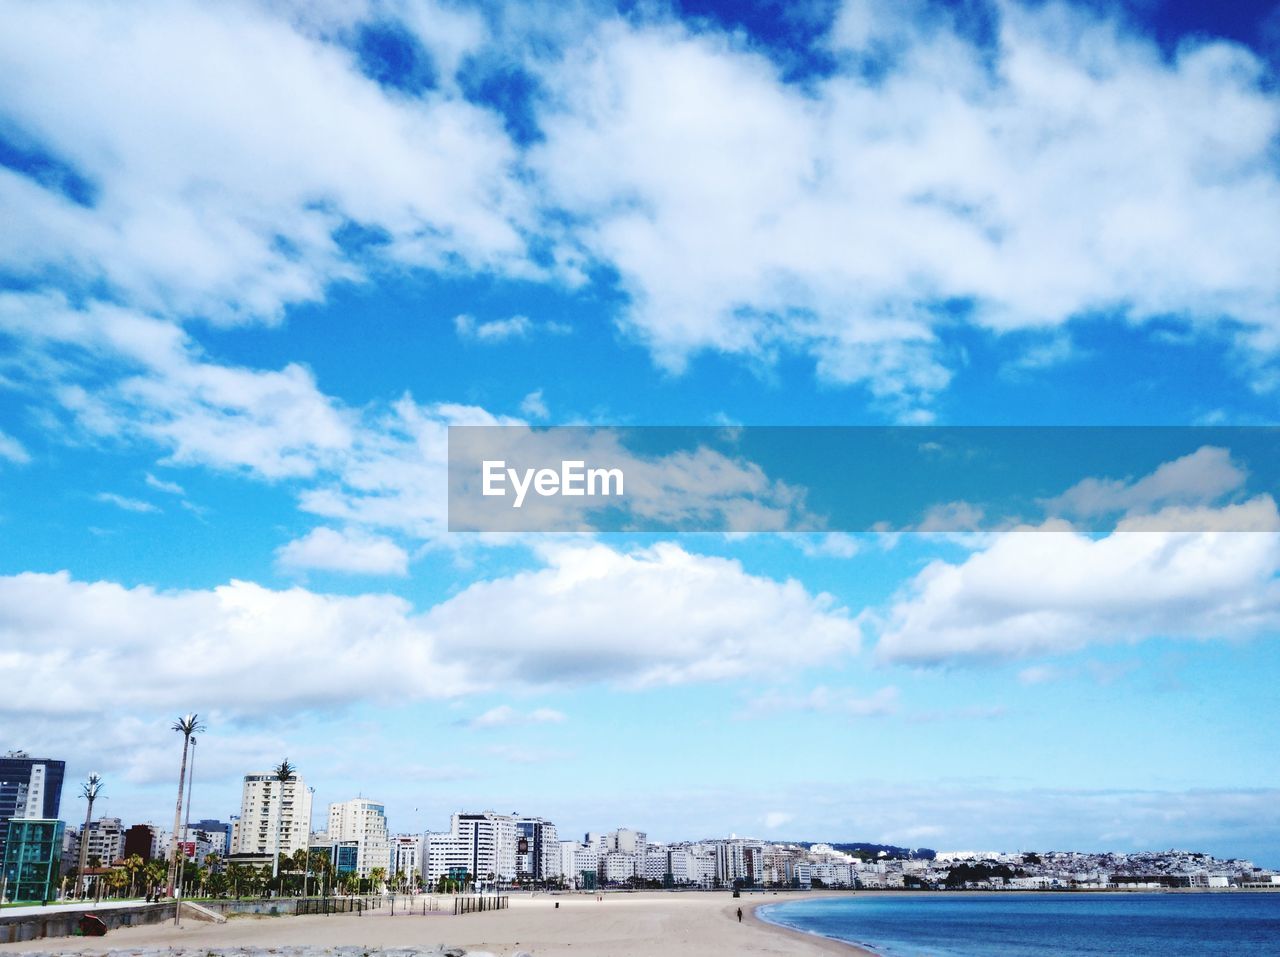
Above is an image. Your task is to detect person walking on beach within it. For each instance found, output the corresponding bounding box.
[737,907,743,923]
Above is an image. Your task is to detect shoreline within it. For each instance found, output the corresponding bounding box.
[745,894,877,957]
[0,891,871,957]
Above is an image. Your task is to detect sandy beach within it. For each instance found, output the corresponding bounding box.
[0,893,871,957]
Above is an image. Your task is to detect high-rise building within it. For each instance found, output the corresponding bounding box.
[390,834,422,886]
[0,752,65,866]
[82,817,124,865]
[424,812,517,885]
[326,799,390,880]
[233,771,312,858]
[515,817,559,881]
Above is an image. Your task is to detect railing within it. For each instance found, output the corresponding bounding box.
[295,897,364,915]
[453,895,508,915]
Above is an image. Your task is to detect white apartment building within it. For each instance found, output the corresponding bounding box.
[391,834,422,885]
[234,771,312,858]
[599,850,637,883]
[83,817,124,865]
[516,817,560,881]
[327,798,391,880]
[612,828,646,854]
[558,840,599,888]
[424,812,518,884]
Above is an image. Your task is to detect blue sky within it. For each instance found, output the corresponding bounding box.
[2,0,1280,865]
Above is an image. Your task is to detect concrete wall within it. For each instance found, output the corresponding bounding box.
[0,902,176,944]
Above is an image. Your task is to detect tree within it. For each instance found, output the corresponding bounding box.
[167,714,205,896]
[291,847,310,896]
[123,854,144,898]
[75,774,103,898]
[226,862,246,899]
[270,759,295,885]
[105,868,128,899]
[369,866,386,892]
[144,859,167,899]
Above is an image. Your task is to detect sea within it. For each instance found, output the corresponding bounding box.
[757,892,1280,957]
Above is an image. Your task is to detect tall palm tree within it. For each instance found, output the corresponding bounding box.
[271,759,295,884]
[167,714,204,896]
[75,774,102,899]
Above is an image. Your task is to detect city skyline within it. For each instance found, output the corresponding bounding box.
[2,0,1280,870]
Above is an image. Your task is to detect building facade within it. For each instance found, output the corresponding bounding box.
[1,818,64,903]
[0,752,65,866]
[82,817,124,866]
[233,771,312,858]
[424,812,517,885]
[515,817,559,882]
[326,799,390,880]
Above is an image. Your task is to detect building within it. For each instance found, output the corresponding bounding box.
[233,771,313,858]
[0,752,65,866]
[424,812,517,885]
[391,834,422,886]
[82,817,124,866]
[191,819,231,856]
[307,834,360,882]
[559,840,599,889]
[122,823,164,862]
[327,799,390,880]
[515,817,559,882]
[1,818,64,903]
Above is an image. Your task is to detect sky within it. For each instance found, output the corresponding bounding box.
[1,0,1280,866]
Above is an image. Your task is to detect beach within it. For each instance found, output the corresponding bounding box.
[0,893,872,957]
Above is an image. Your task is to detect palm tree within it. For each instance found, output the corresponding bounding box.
[123,854,144,898]
[369,866,387,893]
[226,862,245,899]
[75,774,103,899]
[270,759,295,885]
[143,859,167,900]
[167,714,204,896]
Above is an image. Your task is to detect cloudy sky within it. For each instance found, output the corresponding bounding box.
[2,0,1280,864]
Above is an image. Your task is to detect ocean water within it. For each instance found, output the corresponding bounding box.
[758,892,1280,957]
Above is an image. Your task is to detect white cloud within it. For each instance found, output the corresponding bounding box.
[94,491,160,513]
[144,472,185,495]
[874,498,1280,664]
[0,542,858,716]
[743,684,899,718]
[0,429,30,464]
[424,541,860,686]
[454,313,533,342]
[463,704,568,729]
[276,526,410,576]
[763,811,793,829]
[1044,446,1248,520]
[519,388,549,420]
[794,532,862,559]
[531,4,1280,407]
[0,571,472,716]
[0,0,533,324]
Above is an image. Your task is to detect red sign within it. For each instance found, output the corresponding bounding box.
[180,841,196,858]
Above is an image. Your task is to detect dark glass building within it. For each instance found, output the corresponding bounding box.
[0,753,66,867]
